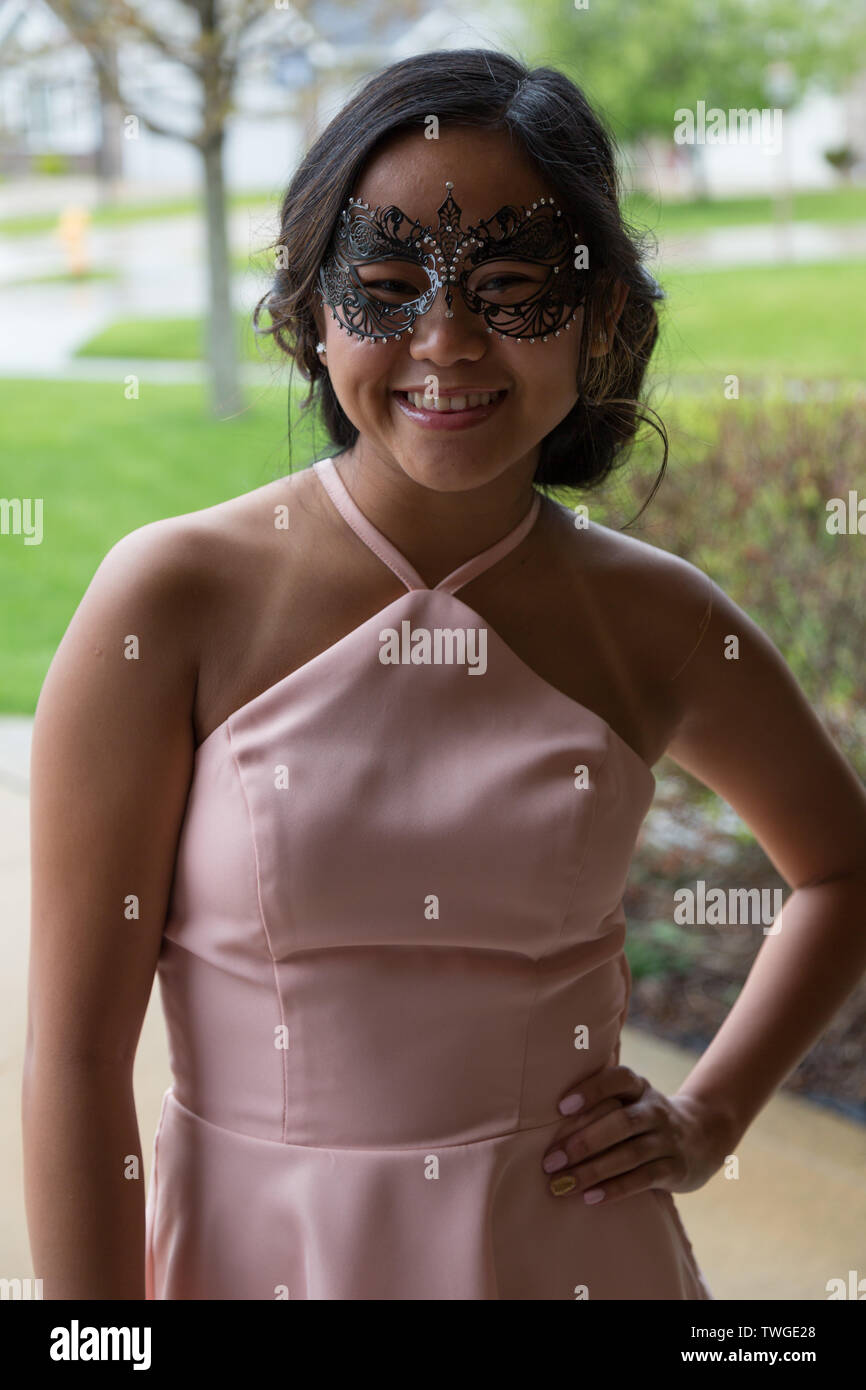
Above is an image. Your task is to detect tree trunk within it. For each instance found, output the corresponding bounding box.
[685,142,711,201]
[201,133,242,417]
[94,41,123,201]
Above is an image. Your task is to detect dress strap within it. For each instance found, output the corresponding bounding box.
[313,456,426,591]
[434,492,541,595]
[312,455,541,596]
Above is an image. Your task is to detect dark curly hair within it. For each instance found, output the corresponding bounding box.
[253,47,667,516]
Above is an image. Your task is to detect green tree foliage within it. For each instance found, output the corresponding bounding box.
[526,0,866,144]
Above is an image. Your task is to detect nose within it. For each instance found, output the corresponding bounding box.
[407,278,488,363]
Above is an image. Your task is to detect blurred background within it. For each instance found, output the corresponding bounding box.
[1,0,865,1300]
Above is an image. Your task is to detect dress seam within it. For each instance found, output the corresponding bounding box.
[514,734,612,1125]
[551,731,614,954]
[226,719,291,1145]
[164,1086,573,1152]
[145,1087,169,1300]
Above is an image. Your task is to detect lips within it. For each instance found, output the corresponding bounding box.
[393,388,507,431]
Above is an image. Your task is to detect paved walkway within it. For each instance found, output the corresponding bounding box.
[659,217,866,271]
[0,209,275,375]
[2,715,864,1299]
[0,357,282,385]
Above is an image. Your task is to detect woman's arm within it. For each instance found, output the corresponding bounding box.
[542,565,866,1203]
[23,519,207,1299]
[664,577,866,1151]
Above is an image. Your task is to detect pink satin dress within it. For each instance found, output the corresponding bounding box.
[144,453,713,1300]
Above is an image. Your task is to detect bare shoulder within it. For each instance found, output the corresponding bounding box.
[543,500,866,885]
[91,466,321,645]
[36,468,318,744]
[100,465,316,598]
[541,497,715,688]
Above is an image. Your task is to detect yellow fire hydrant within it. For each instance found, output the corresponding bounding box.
[57,205,91,277]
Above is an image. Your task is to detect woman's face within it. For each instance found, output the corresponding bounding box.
[315,125,612,495]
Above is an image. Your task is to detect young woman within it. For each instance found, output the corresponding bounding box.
[24,49,866,1301]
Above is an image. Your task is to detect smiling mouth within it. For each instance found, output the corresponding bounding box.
[394,389,506,413]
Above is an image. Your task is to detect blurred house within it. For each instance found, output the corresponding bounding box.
[0,0,863,198]
[0,0,504,191]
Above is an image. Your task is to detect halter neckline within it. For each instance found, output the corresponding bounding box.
[313,455,541,596]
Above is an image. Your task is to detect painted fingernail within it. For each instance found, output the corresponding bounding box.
[559,1093,584,1115]
[542,1149,568,1173]
[550,1174,576,1196]
[583,1188,605,1204]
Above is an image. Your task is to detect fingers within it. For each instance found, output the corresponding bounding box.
[551,1097,656,1172]
[562,1095,623,1129]
[557,1065,650,1119]
[542,1095,653,1177]
[549,1155,676,1205]
[543,1097,623,1162]
[543,1068,669,1203]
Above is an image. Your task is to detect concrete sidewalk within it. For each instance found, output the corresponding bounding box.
[3,717,864,1300]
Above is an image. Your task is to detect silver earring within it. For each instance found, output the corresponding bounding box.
[316,342,326,355]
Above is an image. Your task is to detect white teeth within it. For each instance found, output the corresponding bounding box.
[402,390,502,411]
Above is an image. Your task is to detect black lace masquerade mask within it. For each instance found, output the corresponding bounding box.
[317,181,589,344]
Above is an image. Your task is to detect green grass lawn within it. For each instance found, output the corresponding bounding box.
[6,268,119,288]
[624,185,866,237]
[74,259,866,379]
[0,379,324,712]
[75,308,277,363]
[655,259,866,378]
